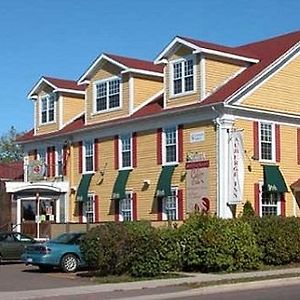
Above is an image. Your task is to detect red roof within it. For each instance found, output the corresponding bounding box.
[201,31,300,105]
[104,53,164,73]
[19,31,300,143]
[0,161,23,180]
[44,76,86,91]
[291,179,300,189]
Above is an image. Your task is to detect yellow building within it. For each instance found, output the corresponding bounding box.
[6,32,300,237]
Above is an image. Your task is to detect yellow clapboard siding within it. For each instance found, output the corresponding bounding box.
[205,56,244,95]
[86,62,129,125]
[169,45,193,61]
[63,95,85,124]
[234,119,300,217]
[133,76,163,109]
[242,55,300,114]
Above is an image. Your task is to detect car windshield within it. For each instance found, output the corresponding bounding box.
[50,233,84,244]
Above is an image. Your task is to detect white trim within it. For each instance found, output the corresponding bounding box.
[200,54,206,100]
[131,90,164,115]
[121,68,163,77]
[162,126,178,166]
[162,186,179,221]
[82,140,94,173]
[258,121,276,163]
[6,181,69,193]
[59,112,85,130]
[53,88,85,95]
[193,48,258,63]
[154,36,258,64]
[119,190,133,222]
[39,93,57,125]
[34,100,37,135]
[227,41,300,105]
[119,134,133,170]
[259,182,281,217]
[82,193,95,223]
[129,74,134,114]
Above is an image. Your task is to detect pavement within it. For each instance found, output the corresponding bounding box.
[2,267,300,299]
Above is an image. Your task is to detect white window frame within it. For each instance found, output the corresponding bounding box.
[55,145,63,177]
[259,122,276,162]
[169,55,196,98]
[40,93,56,124]
[162,126,178,165]
[119,191,133,222]
[93,76,122,113]
[83,140,94,173]
[260,190,281,217]
[162,187,178,221]
[82,193,95,223]
[119,134,132,170]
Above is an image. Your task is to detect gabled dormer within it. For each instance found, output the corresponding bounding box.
[78,53,164,125]
[28,76,85,135]
[155,36,258,109]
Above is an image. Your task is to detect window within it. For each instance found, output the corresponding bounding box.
[120,134,132,168]
[164,127,177,164]
[119,191,132,221]
[56,146,63,176]
[94,77,121,112]
[41,93,55,124]
[163,188,178,220]
[260,123,274,161]
[171,57,195,96]
[261,191,280,216]
[83,194,95,223]
[84,141,94,173]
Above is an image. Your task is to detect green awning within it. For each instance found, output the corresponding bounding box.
[76,174,93,202]
[156,165,175,197]
[263,165,288,193]
[112,170,131,199]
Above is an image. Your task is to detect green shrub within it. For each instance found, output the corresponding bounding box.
[242,201,255,217]
[247,216,300,265]
[178,214,261,272]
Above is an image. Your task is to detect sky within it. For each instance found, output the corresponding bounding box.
[0,0,299,136]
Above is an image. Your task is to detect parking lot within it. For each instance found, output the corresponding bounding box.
[0,262,94,292]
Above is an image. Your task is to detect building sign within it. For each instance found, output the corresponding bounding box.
[27,160,46,182]
[186,159,210,214]
[190,131,205,143]
[228,130,244,204]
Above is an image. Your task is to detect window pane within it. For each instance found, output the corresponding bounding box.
[108,79,120,108]
[184,76,194,92]
[165,189,177,220]
[260,123,273,160]
[165,127,177,163]
[85,142,94,172]
[262,191,278,216]
[96,82,107,111]
[121,135,131,168]
[109,94,120,108]
[120,193,132,221]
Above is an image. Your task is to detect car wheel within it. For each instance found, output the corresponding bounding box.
[38,265,54,272]
[60,254,78,273]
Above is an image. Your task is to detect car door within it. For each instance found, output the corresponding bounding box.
[12,233,35,258]
[0,233,18,260]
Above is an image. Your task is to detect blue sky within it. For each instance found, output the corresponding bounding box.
[0,0,299,136]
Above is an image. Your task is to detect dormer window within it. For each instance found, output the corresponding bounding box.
[41,93,55,124]
[171,56,195,97]
[94,77,121,113]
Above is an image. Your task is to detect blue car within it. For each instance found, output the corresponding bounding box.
[21,232,86,273]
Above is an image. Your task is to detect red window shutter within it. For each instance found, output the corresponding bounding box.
[114,135,119,170]
[78,141,83,173]
[275,124,281,162]
[78,202,83,223]
[254,183,260,216]
[114,200,119,222]
[132,192,137,220]
[63,146,68,176]
[51,146,56,177]
[132,132,137,168]
[94,195,100,222]
[280,194,286,217]
[94,138,99,172]
[297,128,300,165]
[253,121,259,160]
[178,189,184,220]
[178,125,184,163]
[47,147,51,177]
[157,198,163,221]
[157,128,162,165]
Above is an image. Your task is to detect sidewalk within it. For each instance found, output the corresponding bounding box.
[1,267,300,300]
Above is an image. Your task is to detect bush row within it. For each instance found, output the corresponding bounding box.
[80,213,300,277]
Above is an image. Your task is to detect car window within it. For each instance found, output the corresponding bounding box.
[1,234,14,242]
[51,233,85,244]
[13,233,33,242]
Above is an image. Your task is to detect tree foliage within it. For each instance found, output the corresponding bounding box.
[0,126,24,162]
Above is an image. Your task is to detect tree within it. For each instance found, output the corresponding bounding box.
[0,126,24,162]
